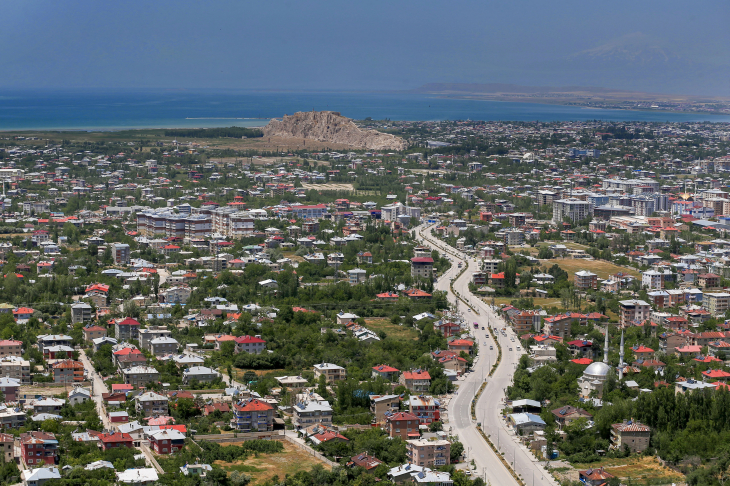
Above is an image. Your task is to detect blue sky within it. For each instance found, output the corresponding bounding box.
[2,0,728,95]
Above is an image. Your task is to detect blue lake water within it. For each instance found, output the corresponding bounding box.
[0,89,728,131]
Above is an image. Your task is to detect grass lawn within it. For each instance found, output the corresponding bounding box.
[365,317,420,341]
[215,442,331,483]
[572,457,684,484]
[540,258,640,280]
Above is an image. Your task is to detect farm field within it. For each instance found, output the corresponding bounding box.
[215,441,331,484]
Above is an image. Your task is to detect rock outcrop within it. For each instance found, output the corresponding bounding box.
[262,111,408,151]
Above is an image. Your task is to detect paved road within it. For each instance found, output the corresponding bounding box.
[416,224,557,486]
[78,349,113,430]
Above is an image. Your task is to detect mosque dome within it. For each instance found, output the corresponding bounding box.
[583,361,611,378]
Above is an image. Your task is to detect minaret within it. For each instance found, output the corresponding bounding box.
[618,330,625,380]
[603,325,609,364]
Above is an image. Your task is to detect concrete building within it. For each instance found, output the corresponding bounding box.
[406,439,451,468]
[110,243,130,265]
[134,391,169,417]
[611,421,651,453]
[148,337,179,356]
[552,198,592,224]
[619,300,651,327]
[139,326,172,351]
[230,398,274,432]
[313,363,346,383]
[182,366,220,384]
[410,257,434,279]
[70,303,93,324]
[122,366,160,388]
[704,293,730,316]
[400,370,431,393]
[575,270,598,290]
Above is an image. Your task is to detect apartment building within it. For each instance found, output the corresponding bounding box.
[704,293,730,316]
[123,366,160,388]
[552,198,592,224]
[230,398,274,432]
[410,257,434,279]
[52,359,85,384]
[182,366,220,384]
[385,411,420,440]
[293,400,333,428]
[369,394,401,423]
[406,439,451,467]
[70,302,93,324]
[313,363,346,383]
[611,421,651,453]
[0,356,31,384]
[134,391,169,417]
[110,242,130,265]
[148,337,179,356]
[0,339,22,357]
[619,300,651,327]
[82,325,107,343]
[115,317,141,341]
[139,326,172,351]
[575,270,598,290]
[400,370,431,393]
[21,431,59,466]
[409,395,441,425]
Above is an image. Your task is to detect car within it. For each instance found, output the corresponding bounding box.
[517,346,521,351]
[484,341,487,345]
[465,471,471,476]
[490,346,493,350]
[509,347,513,351]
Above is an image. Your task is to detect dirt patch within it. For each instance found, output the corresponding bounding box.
[540,258,640,280]
[215,442,331,484]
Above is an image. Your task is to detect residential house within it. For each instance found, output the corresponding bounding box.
[369,395,401,423]
[400,370,431,393]
[385,411,420,440]
[122,366,160,388]
[313,363,346,383]
[182,366,220,384]
[135,391,169,417]
[20,431,58,466]
[611,421,651,452]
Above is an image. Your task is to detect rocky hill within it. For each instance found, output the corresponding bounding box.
[262,111,408,151]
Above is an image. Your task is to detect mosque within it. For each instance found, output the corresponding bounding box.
[578,328,624,398]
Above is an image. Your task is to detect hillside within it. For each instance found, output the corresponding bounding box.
[262,111,408,151]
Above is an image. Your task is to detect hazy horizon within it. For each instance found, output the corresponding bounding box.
[3,0,729,96]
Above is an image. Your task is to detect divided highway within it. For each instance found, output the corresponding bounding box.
[416,224,557,486]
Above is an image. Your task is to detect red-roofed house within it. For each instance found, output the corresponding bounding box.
[13,307,34,321]
[400,370,431,393]
[99,432,134,451]
[311,430,348,445]
[448,339,474,355]
[376,292,399,302]
[372,365,400,381]
[567,340,594,358]
[571,358,593,365]
[385,411,420,439]
[234,335,266,355]
[703,369,730,382]
[632,345,654,360]
[404,288,432,300]
[579,467,615,486]
[0,339,22,357]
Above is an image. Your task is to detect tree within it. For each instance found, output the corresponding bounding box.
[450,441,464,463]
[175,398,198,420]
